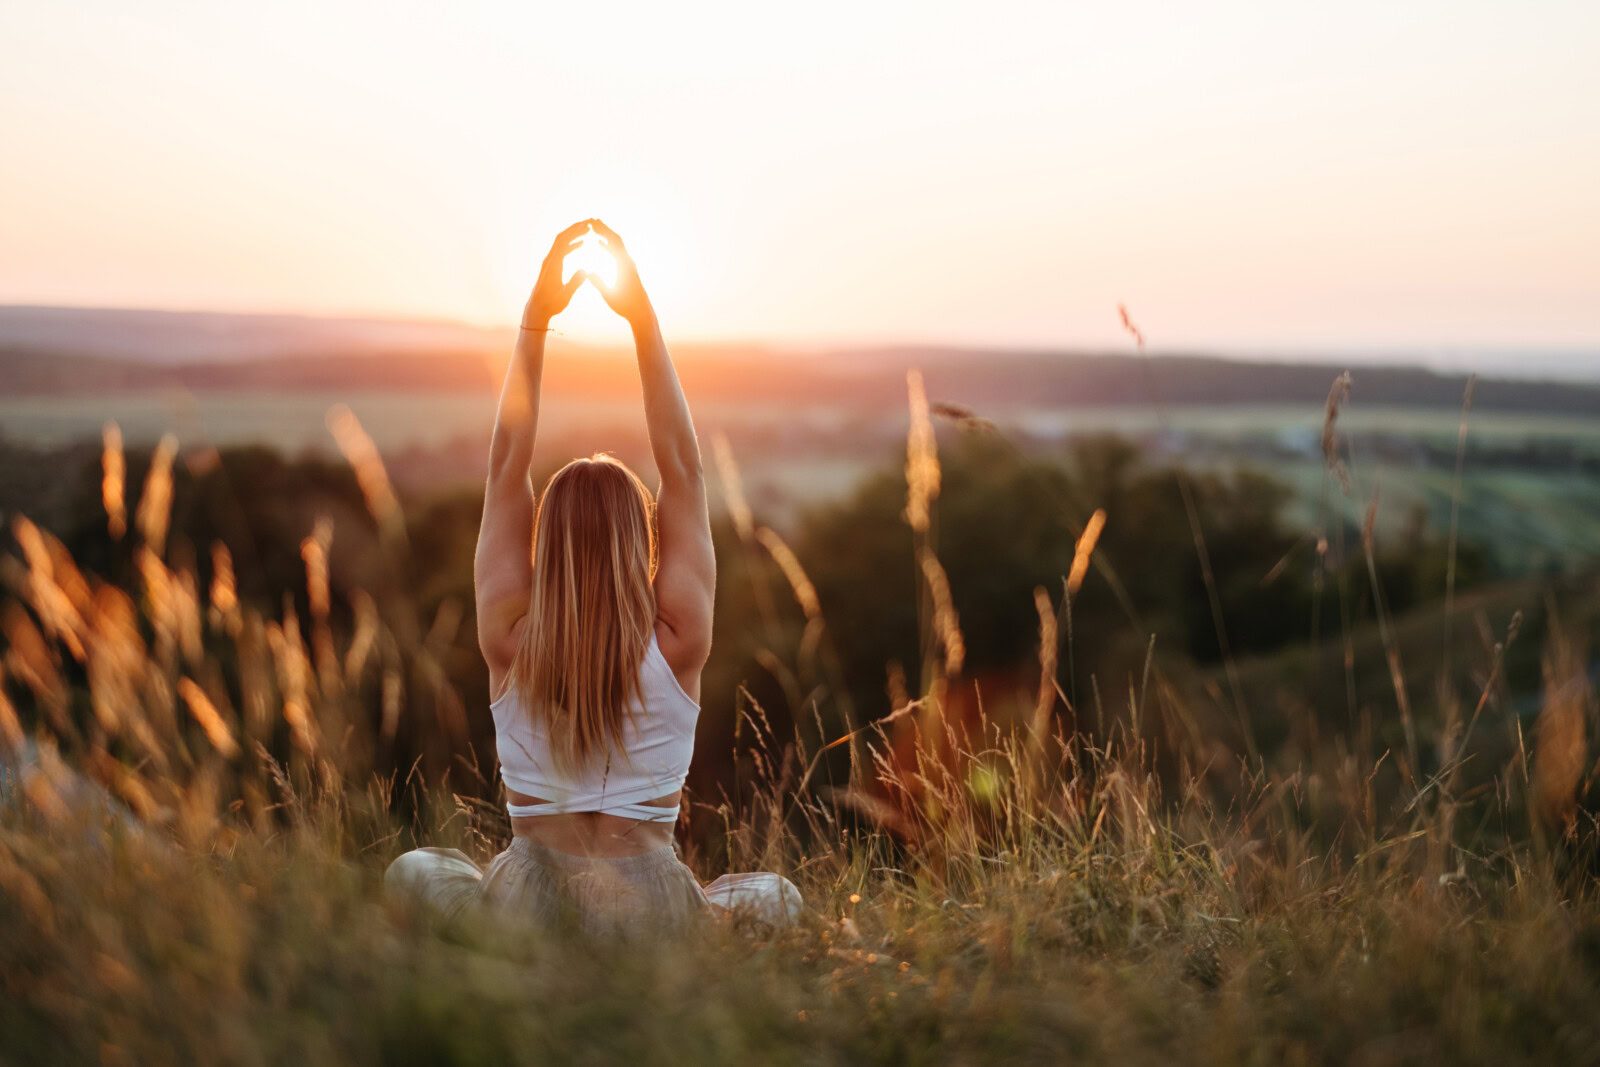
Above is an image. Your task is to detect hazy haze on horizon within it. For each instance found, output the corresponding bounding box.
[1,303,1595,382]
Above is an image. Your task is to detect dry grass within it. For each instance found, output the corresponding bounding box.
[2,393,1600,1065]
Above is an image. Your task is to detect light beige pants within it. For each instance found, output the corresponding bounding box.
[385,837,802,936]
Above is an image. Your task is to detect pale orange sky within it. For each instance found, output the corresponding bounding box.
[2,1,1598,354]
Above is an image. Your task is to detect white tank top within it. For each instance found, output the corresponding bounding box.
[489,630,700,824]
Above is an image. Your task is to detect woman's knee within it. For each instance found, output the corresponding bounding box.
[769,875,803,924]
[384,847,480,897]
[384,849,436,895]
[706,872,803,927]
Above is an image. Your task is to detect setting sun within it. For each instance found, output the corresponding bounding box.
[564,231,619,290]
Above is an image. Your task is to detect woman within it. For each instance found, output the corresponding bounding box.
[385,220,800,936]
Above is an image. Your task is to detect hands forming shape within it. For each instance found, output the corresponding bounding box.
[524,219,652,331]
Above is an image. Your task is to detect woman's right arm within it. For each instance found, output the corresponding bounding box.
[474,221,589,684]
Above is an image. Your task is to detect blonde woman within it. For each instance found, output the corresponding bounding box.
[385,220,800,935]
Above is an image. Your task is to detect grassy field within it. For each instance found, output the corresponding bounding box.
[1257,459,1600,570]
[4,390,1598,567]
[3,386,1600,1065]
[7,755,1600,1066]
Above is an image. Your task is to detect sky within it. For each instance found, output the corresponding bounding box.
[2,1,1598,360]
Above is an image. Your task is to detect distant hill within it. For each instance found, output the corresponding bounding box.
[1,305,1596,416]
[0,305,509,364]
[906,350,1600,416]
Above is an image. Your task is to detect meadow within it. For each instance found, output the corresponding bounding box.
[3,386,1597,566]
[3,371,1600,1065]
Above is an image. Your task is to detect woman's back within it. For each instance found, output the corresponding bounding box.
[491,628,700,829]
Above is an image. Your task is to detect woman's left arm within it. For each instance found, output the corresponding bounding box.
[474,221,590,683]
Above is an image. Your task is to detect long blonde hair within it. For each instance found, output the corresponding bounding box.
[509,454,657,771]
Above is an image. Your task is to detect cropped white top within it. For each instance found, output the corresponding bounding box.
[489,630,700,824]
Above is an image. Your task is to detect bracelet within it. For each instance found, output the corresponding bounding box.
[520,324,552,333]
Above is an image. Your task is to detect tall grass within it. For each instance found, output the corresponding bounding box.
[2,376,1599,1065]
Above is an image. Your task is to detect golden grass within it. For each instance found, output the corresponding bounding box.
[903,369,940,535]
[1067,508,1106,596]
[1532,628,1590,838]
[133,434,178,554]
[327,403,403,535]
[711,431,756,544]
[100,422,126,541]
[1,379,1598,1065]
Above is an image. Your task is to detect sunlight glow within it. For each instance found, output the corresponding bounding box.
[476,160,703,342]
[565,231,618,289]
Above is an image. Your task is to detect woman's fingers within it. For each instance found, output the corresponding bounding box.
[589,219,628,257]
[549,219,592,256]
[539,222,592,276]
[528,220,638,321]
[543,235,590,276]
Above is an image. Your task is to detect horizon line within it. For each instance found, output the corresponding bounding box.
[2,300,1598,366]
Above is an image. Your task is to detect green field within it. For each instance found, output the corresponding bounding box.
[1233,459,1600,571]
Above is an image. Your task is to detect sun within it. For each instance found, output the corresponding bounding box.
[563,229,619,289]
[482,170,700,340]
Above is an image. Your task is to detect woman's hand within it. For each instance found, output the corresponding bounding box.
[523,220,592,330]
[589,219,656,328]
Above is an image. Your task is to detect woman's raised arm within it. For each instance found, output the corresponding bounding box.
[474,221,590,686]
[590,220,715,681]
